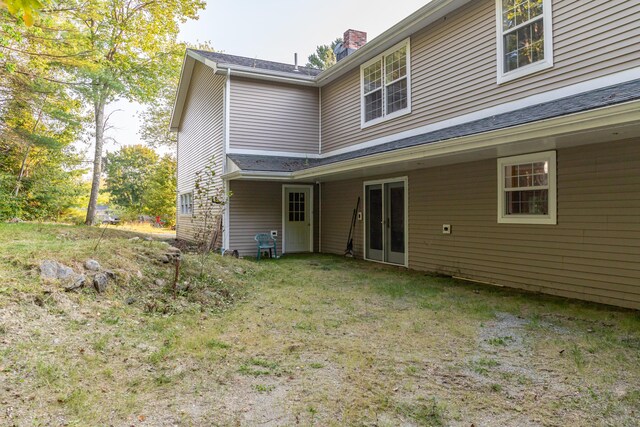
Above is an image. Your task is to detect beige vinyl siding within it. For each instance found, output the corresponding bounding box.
[321,0,640,153]
[176,62,226,241]
[319,180,363,258]
[228,181,283,257]
[319,139,640,309]
[229,77,319,154]
[228,181,320,257]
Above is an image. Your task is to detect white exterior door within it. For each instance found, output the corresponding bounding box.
[284,186,312,253]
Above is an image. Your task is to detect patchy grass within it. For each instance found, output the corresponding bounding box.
[1,222,639,425]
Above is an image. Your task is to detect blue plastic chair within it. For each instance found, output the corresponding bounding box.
[254,233,277,260]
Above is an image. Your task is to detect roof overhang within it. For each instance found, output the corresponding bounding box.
[170,51,215,131]
[221,100,640,182]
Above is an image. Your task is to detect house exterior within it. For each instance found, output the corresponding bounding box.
[170,0,640,309]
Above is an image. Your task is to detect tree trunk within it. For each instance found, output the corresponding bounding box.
[85,96,107,225]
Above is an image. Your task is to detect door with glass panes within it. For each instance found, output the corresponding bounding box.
[284,186,312,253]
[365,179,406,265]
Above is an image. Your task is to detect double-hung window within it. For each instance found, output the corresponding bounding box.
[496,0,553,83]
[180,193,193,215]
[361,39,411,127]
[497,151,556,224]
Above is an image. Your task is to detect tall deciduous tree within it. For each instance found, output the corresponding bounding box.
[59,0,204,225]
[143,155,176,225]
[306,38,342,70]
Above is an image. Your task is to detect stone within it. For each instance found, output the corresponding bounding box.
[154,279,166,287]
[125,297,136,305]
[64,274,86,292]
[56,264,75,280]
[84,259,100,271]
[128,236,140,241]
[93,273,109,293]
[166,247,181,253]
[40,260,59,279]
[144,236,153,242]
[157,254,170,263]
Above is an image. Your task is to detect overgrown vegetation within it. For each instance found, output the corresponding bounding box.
[1,222,639,425]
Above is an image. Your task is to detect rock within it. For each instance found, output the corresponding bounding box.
[125,297,136,305]
[93,273,109,293]
[154,279,166,287]
[166,247,181,253]
[128,237,140,241]
[144,237,153,242]
[40,260,59,279]
[84,259,101,271]
[64,274,86,292]
[104,270,116,279]
[157,254,170,263]
[136,270,144,279]
[57,264,76,280]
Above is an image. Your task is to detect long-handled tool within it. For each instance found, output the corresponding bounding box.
[344,196,361,257]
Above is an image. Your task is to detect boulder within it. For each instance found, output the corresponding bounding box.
[40,260,59,280]
[93,273,109,293]
[157,254,170,263]
[64,274,86,292]
[84,259,101,271]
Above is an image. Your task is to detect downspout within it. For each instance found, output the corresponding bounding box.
[318,181,322,253]
[223,68,231,251]
[318,87,322,155]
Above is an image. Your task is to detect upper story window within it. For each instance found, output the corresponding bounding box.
[496,0,553,84]
[497,151,556,224]
[361,39,411,128]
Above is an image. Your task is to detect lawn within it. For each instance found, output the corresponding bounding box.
[0,223,639,426]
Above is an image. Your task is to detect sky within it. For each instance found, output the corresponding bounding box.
[102,0,431,154]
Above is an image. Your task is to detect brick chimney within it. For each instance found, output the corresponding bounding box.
[343,29,367,50]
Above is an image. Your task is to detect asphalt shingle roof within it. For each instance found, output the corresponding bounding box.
[190,50,322,77]
[228,79,640,173]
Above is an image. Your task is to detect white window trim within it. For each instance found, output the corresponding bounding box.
[179,192,193,216]
[360,38,412,129]
[495,0,554,84]
[497,151,556,225]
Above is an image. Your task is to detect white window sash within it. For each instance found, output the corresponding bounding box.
[495,0,553,84]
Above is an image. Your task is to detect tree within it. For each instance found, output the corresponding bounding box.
[55,0,205,225]
[143,155,176,225]
[104,145,158,215]
[306,38,342,70]
[0,9,86,221]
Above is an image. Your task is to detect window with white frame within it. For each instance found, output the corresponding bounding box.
[361,39,411,127]
[179,192,193,215]
[497,151,556,224]
[497,0,553,83]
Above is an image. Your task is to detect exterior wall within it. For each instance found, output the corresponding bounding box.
[228,181,320,257]
[320,0,640,154]
[229,77,319,154]
[176,62,226,241]
[320,139,640,309]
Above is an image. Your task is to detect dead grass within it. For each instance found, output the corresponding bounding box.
[1,222,639,426]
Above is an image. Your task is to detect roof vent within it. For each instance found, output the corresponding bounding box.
[294,53,299,71]
[334,29,367,61]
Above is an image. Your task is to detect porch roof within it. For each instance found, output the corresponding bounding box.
[227,78,640,175]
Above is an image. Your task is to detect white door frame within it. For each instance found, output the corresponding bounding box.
[362,176,409,267]
[282,184,314,253]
